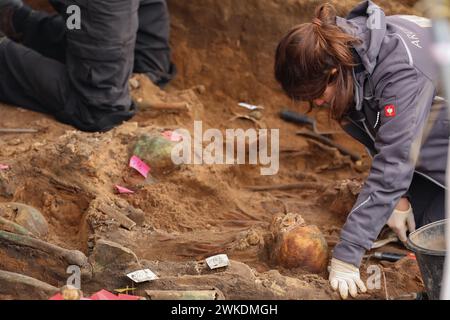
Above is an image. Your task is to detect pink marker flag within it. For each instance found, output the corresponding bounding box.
[161,130,183,142]
[115,185,135,194]
[90,289,121,301]
[48,293,64,301]
[0,164,9,170]
[117,294,141,301]
[129,155,150,178]
[48,293,92,301]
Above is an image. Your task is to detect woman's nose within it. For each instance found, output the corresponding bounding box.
[313,99,326,106]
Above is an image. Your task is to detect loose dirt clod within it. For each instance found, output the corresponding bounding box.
[0,230,89,267]
[91,239,140,272]
[0,270,59,300]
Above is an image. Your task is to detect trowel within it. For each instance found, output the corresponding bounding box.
[279,109,342,136]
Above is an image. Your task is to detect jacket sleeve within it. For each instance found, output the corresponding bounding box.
[333,65,437,267]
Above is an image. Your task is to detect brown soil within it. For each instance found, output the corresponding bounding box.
[0,0,425,300]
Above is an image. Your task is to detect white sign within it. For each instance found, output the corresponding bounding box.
[127,269,159,283]
[206,254,230,270]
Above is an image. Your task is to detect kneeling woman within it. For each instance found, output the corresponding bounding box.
[275,0,448,299]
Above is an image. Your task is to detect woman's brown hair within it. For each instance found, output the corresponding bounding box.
[274,3,360,121]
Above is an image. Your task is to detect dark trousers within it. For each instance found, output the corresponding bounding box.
[0,0,175,132]
[409,173,446,228]
[22,0,175,85]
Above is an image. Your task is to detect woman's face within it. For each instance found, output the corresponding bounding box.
[312,68,337,108]
[313,84,336,107]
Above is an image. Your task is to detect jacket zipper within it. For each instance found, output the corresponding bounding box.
[374,112,380,128]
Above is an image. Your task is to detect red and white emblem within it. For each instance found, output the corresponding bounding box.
[385,104,396,117]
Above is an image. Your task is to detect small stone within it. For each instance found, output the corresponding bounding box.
[66,143,76,154]
[7,139,22,146]
[126,207,145,226]
[192,85,206,95]
[32,142,45,150]
[129,78,140,90]
[91,239,139,271]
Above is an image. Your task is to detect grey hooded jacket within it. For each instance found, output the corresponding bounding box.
[333,0,448,267]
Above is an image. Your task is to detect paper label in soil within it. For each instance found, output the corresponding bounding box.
[127,269,159,283]
[206,254,230,269]
[129,155,151,178]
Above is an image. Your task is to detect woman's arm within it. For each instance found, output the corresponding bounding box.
[333,65,437,268]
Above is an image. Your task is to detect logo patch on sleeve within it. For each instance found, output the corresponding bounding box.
[384,105,396,117]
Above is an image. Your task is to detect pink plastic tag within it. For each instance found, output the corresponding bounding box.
[49,293,92,301]
[115,185,135,194]
[48,293,64,300]
[129,155,150,178]
[162,131,183,142]
[117,294,141,301]
[0,164,9,170]
[90,290,120,301]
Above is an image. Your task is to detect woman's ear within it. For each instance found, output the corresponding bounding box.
[331,68,338,76]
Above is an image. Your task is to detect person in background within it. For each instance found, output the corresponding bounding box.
[274,0,447,299]
[0,0,176,132]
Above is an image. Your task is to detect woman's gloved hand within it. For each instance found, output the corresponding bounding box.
[329,258,367,299]
[387,199,416,243]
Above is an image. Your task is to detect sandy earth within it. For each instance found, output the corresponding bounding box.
[0,0,425,300]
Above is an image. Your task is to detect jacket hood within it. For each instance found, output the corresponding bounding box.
[336,0,387,74]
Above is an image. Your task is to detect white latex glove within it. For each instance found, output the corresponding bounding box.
[329,258,367,299]
[387,203,416,243]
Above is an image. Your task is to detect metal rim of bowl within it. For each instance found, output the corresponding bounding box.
[407,219,447,256]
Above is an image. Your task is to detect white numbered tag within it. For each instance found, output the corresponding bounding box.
[127,269,159,283]
[206,254,230,270]
[238,102,264,111]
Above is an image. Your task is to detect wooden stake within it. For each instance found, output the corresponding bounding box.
[0,128,38,134]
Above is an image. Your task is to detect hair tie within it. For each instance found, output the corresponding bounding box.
[312,18,323,27]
